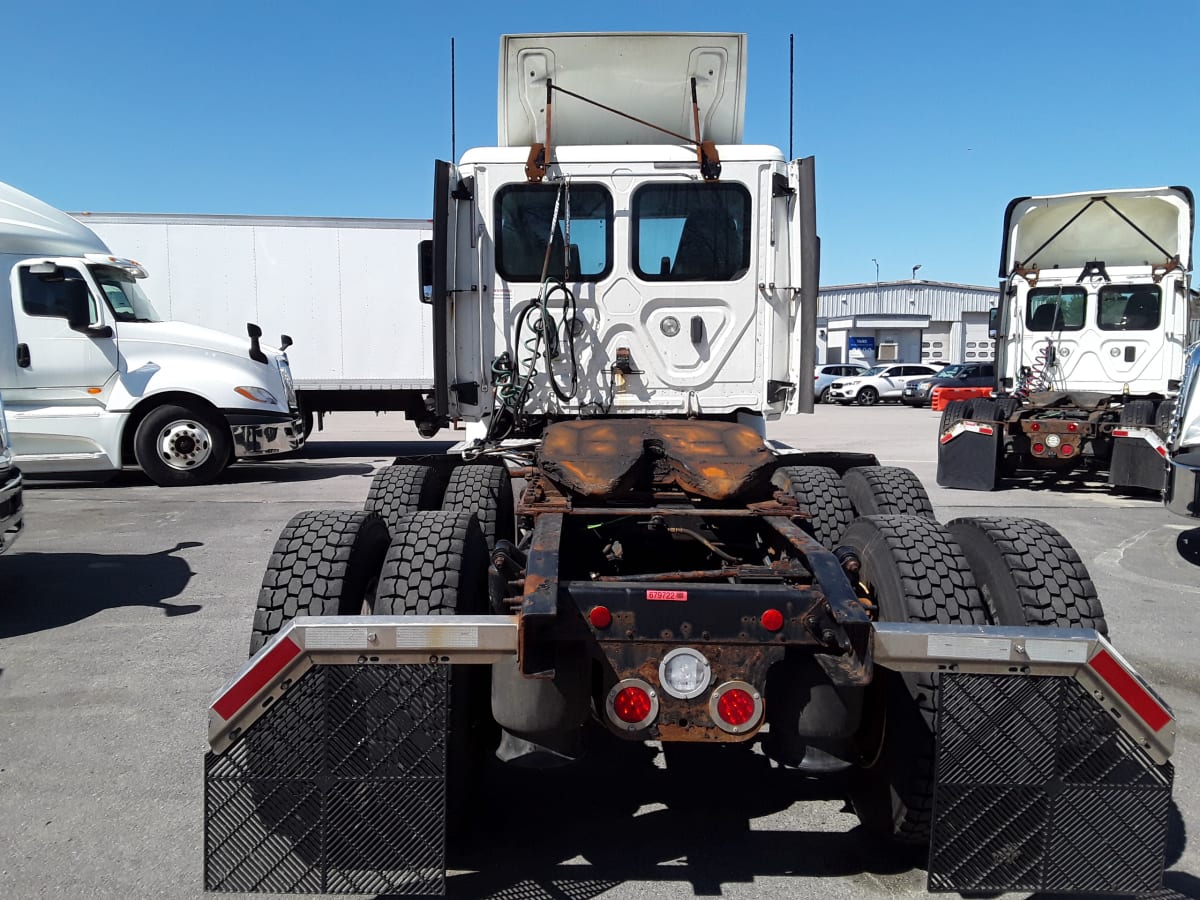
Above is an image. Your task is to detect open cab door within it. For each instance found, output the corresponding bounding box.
[785,157,819,414]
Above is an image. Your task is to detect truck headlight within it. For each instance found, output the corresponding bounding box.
[234,386,278,404]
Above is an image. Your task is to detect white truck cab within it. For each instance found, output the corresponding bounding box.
[996,186,1194,396]
[0,181,304,486]
[421,33,817,440]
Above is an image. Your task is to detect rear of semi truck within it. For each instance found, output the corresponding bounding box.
[203,34,1180,896]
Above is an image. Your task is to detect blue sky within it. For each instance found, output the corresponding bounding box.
[3,0,1196,287]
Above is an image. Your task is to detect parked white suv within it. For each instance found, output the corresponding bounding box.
[827,363,942,406]
[814,363,869,403]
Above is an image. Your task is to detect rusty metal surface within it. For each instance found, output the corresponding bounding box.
[520,513,562,677]
[537,419,775,501]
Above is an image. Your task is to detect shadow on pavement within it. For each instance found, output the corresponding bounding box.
[411,739,921,900]
[1177,528,1200,567]
[0,541,201,638]
[296,439,456,461]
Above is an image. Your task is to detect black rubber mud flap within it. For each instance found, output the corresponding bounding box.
[1109,400,1165,491]
[935,415,1000,491]
[928,673,1173,894]
[205,663,448,895]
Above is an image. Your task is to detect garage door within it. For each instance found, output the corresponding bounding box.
[962,312,992,362]
[922,323,951,364]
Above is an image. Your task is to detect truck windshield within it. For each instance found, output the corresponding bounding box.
[88,265,162,322]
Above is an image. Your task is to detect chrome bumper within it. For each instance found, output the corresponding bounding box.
[0,466,24,553]
[230,414,305,458]
[1165,451,1200,518]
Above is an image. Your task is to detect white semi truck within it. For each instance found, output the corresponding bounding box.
[203,34,1180,896]
[937,186,1195,492]
[76,213,436,437]
[0,181,304,486]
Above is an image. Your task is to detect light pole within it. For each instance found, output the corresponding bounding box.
[871,258,881,308]
[912,264,922,281]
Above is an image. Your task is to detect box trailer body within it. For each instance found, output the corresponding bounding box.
[78,213,435,433]
[937,186,1195,492]
[205,34,1180,897]
[0,182,303,486]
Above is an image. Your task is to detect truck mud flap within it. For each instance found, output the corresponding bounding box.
[204,663,448,895]
[928,672,1173,894]
[1109,429,1168,492]
[936,421,999,491]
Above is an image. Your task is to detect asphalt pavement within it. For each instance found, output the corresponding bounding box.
[1,405,1197,900]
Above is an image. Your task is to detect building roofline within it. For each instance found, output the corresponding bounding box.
[822,278,999,292]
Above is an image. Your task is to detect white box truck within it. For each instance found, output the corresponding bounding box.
[75,213,437,436]
[0,181,304,486]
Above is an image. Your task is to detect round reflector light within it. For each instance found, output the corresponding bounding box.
[1032,442,1045,454]
[606,678,658,730]
[1067,422,1079,433]
[1045,433,1061,448]
[761,608,784,632]
[588,605,612,629]
[1061,443,1075,456]
[1029,422,1041,432]
[709,680,763,734]
[658,647,712,699]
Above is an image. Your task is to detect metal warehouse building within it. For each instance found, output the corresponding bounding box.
[817,279,999,367]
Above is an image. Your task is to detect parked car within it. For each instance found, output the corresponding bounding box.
[813,363,869,403]
[902,362,996,407]
[827,363,942,406]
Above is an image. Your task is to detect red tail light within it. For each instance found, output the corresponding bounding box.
[1029,422,1041,432]
[606,678,658,730]
[1060,443,1075,456]
[1067,422,1079,433]
[588,605,612,629]
[709,681,763,733]
[1032,442,1045,454]
[761,608,784,632]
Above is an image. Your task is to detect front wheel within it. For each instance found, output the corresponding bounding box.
[856,386,879,406]
[133,403,231,487]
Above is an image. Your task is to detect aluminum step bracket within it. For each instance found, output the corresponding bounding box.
[209,616,1175,764]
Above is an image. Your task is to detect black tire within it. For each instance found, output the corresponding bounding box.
[946,516,1107,633]
[772,465,855,547]
[364,464,445,534]
[818,385,831,404]
[376,511,493,832]
[442,463,515,549]
[133,403,231,487]
[842,466,935,518]
[1155,399,1176,437]
[856,386,879,406]
[250,510,391,656]
[938,398,969,435]
[1121,398,1157,427]
[842,515,987,844]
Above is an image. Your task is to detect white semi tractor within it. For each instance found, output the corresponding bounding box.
[204,33,1180,897]
[0,181,304,486]
[937,186,1196,492]
[76,213,436,437]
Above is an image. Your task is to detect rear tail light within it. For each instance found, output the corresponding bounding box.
[1029,422,1041,432]
[1067,422,1079,433]
[709,681,763,734]
[1032,442,1045,454]
[1061,443,1075,457]
[659,648,712,699]
[606,678,658,731]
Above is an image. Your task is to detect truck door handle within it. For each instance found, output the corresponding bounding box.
[16,343,29,368]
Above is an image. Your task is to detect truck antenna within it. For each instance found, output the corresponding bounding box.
[789,33,794,160]
[450,37,457,163]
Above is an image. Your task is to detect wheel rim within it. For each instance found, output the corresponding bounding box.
[156,419,214,470]
[859,389,877,406]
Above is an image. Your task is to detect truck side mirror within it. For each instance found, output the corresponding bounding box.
[988,306,1000,339]
[418,240,433,304]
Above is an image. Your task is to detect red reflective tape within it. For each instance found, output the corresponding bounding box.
[939,432,955,444]
[646,590,688,602]
[1156,446,1168,458]
[1088,648,1171,732]
[213,636,302,720]
[1112,429,1130,438]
